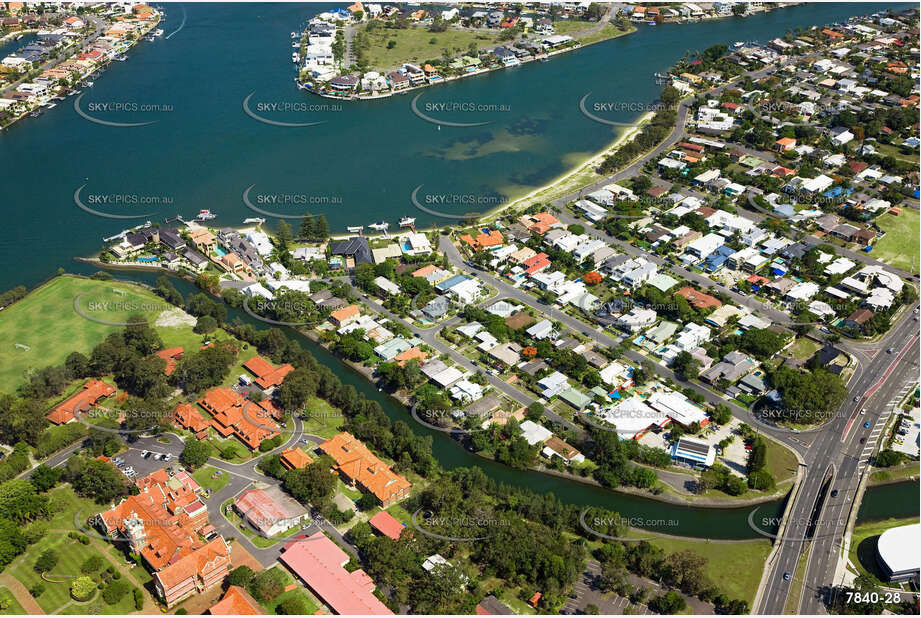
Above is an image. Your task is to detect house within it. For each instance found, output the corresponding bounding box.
[369,511,405,541]
[243,356,294,390]
[234,486,309,537]
[675,286,722,310]
[330,304,361,327]
[843,308,874,331]
[188,227,216,254]
[519,420,553,446]
[647,390,708,427]
[153,537,232,607]
[775,137,797,152]
[280,531,392,615]
[318,433,411,506]
[46,379,115,425]
[537,371,568,398]
[542,436,585,464]
[526,319,554,340]
[280,447,314,470]
[208,585,263,615]
[329,236,372,268]
[701,351,756,385]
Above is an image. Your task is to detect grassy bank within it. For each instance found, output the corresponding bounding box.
[848,516,920,586]
[873,208,919,272]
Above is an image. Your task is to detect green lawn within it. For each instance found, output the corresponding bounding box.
[789,337,821,362]
[873,208,920,272]
[765,436,800,485]
[8,534,103,613]
[614,532,771,605]
[870,462,920,485]
[301,396,344,438]
[0,587,25,615]
[192,465,230,494]
[0,274,229,390]
[357,23,500,71]
[848,517,920,586]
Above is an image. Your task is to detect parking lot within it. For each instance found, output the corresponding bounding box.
[636,418,750,477]
[112,446,176,480]
[891,408,920,458]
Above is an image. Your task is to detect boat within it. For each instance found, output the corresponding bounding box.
[346,225,364,234]
[292,52,299,63]
[45,102,56,109]
[242,217,265,225]
[29,111,41,117]
[116,55,128,62]
[292,41,300,48]
[399,216,416,227]
[195,209,217,221]
[291,31,298,38]
[154,29,164,36]
[85,81,94,87]
[368,221,389,232]
[15,34,23,40]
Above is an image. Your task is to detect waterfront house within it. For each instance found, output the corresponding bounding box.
[386,70,409,89]
[319,432,411,506]
[329,75,358,95]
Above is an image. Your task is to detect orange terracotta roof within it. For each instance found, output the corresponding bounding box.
[198,388,280,450]
[153,536,230,591]
[209,585,262,615]
[172,403,209,433]
[46,379,115,425]
[244,356,294,389]
[412,264,437,277]
[330,304,360,324]
[281,447,314,470]
[676,286,723,310]
[394,347,427,367]
[368,511,405,541]
[319,433,411,505]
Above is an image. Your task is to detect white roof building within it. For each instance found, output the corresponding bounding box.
[647,390,708,427]
[374,276,402,295]
[595,396,668,439]
[519,420,553,446]
[537,371,569,398]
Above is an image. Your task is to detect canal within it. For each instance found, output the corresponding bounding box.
[77,262,787,539]
[857,481,921,524]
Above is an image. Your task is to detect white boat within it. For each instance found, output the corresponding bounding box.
[368,221,389,232]
[292,52,299,63]
[85,81,94,87]
[243,217,265,225]
[399,216,416,227]
[291,41,300,48]
[346,225,364,234]
[15,34,23,40]
[154,29,164,36]
[291,31,298,38]
[195,209,217,221]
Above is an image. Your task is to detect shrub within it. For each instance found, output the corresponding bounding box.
[81,555,104,574]
[102,579,130,605]
[71,576,96,602]
[133,588,144,610]
[29,583,45,598]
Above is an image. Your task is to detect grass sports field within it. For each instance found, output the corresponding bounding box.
[873,208,920,272]
[0,274,227,390]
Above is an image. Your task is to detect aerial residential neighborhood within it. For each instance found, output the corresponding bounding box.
[0,1,917,617]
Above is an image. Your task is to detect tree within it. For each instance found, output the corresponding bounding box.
[30,464,61,492]
[224,565,255,590]
[249,568,286,603]
[283,461,336,505]
[277,368,317,411]
[649,590,685,614]
[314,215,330,240]
[71,576,96,601]
[277,595,308,614]
[194,315,218,334]
[299,214,314,239]
[672,351,700,380]
[34,549,58,573]
[181,440,212,469]
[275,221,293,252]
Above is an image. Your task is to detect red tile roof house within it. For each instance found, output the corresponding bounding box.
[243,355,294,390]
[208,585,262,615]
[368,511,405,541]
[280,531,393,614]
[46,379,115,425]
[155,346,184,376]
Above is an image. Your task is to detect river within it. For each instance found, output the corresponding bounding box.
[7,1,916,538]
[0,2,909,293]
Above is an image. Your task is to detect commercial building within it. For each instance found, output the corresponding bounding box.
[876,523,920,582]
[280,532,393,614]
[671,436,716,468]
[234,486,309,537]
